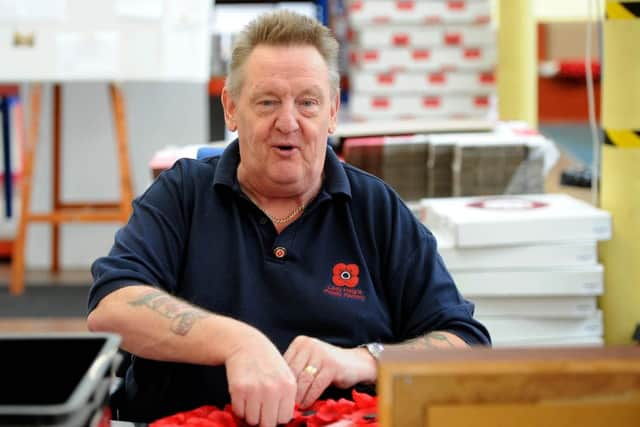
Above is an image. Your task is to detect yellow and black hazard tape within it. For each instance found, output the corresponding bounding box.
[606,1,640,19]
[604,129,640,148]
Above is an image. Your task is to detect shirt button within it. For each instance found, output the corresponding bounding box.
[259,217,268,225]
[273,246,287,259]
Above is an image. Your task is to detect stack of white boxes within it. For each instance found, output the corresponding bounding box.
[346,0,496,120]
[420,193,612,347]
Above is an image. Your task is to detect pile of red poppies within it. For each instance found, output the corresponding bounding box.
[150,389,378,427]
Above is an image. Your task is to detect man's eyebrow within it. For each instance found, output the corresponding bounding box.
[298,85,325,98]
[249,90,279,102]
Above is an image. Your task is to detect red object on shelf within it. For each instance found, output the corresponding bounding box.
[557,59,601,80]
[0,241,13,258]
[537,23,601,123]
[538,77,601,123]
[0,85,19,96]
[208,77,226,97]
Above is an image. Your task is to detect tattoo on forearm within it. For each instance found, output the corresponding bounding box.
[407,332,456,349]
[129,290,207,336]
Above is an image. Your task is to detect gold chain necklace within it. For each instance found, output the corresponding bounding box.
[247,195,305,224]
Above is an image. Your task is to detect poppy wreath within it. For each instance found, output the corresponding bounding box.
[150,389,378,427]
[331,263,360,288]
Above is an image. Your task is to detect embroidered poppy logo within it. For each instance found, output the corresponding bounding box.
[332,263,360,288]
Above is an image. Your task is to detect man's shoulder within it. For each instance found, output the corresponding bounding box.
[173,155,220,173]
[340,161,402,206]
[163,156,219,185]
[341,162,391,192]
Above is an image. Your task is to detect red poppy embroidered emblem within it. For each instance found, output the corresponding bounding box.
[332,263,360,288]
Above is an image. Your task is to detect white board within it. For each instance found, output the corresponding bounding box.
[0,0,211,82]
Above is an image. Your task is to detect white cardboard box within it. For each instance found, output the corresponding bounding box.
[434,230,598,269]
[350,46,496,72]
[451,264,604,297]
[349,69,495,95]
[494,335,604,348]
[471,296,598,318]
[347,0,492,27]
[422,193,612,247]
[348,93,492,120]
[479,310,603,343]
[353,25,495,48]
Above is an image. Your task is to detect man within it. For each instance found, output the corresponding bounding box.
[87,10,490,427]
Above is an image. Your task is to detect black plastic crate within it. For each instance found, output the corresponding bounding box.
[0,333,122,426]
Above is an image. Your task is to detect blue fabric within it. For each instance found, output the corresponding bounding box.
[196,146,225,160]
[89,139,490,422]
[0,96,12,218]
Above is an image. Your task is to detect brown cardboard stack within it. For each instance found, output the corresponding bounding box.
[341,121,558,202]
[342,134,431,200]
[426,142,454,197]
[346,0,496,121]
[454,144,528,196]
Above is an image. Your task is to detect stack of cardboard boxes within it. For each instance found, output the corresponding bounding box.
[346,0,495,120]
[341,121,557,202]
[420,193,612,347]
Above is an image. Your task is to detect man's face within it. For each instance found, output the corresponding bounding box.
[222,44,339,196]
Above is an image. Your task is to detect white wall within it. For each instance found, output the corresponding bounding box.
[20,82,208,269]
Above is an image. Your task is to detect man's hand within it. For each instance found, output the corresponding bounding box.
[225,331,296,427]
[283,336,377,409]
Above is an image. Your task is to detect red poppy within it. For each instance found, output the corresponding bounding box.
[352,389,377,410]
[150,405,239,427]
[332,263,360,287]
[315,398,356,423]
[151,390,378,427]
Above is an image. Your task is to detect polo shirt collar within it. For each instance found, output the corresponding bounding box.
[213,139,352,200]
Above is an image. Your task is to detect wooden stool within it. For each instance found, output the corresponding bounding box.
[10,83,133,295]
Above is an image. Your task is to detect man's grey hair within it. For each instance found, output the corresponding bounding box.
[225,9,340,98]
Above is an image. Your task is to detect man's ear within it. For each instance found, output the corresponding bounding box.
[328,89,340,134]
[221,87,237,132]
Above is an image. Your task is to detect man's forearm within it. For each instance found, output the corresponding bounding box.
[88,286,259,366]
[128,289,208,336]
[391,331,469,351]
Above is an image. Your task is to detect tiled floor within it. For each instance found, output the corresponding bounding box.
[0,264,90,332]
[0,263,92,287]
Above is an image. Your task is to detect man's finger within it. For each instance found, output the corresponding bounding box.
[230,393,246,420]
[287,350,310,380]
[283,345,297,364]
[244,398,261,426]
[295,361,320,404]
[300,367,333,409]
[276,391,296,425]
[259,398,278,427]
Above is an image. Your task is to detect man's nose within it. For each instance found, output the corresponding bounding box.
[275,103,300,133]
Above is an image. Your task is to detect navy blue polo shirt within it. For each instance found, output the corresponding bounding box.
[89,140,490,422]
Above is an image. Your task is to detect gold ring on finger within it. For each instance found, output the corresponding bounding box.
[304,364,318,376]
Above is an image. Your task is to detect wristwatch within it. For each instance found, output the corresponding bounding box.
[360,342,385,360]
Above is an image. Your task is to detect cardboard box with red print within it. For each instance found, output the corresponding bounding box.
[349,46,496,72]
[347,0,492,27]
[352,24,495,48]
[348,92,493,120]
[349,69,495,94]
[421,193,612,248]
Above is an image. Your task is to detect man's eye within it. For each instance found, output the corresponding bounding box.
[258,99,277,107]
[299,99,319,108]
